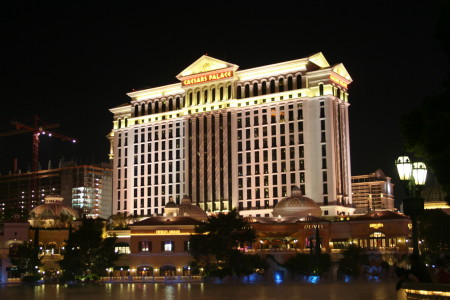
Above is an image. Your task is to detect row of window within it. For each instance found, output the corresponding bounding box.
[238,161,305,176]
[117,173,182,188]
[236,75,303,99]
[117,152,183,167]
[238,134,303,151]
[117,196,183,214]
[117,183,182,200]
[238,184,304,200]
[118,161,183,179]
[238,124,304,140]
[237,112,302,128]
[238,172,305,188]
[133,130,183,144]
[239,146,304,161]
[186,85,232,106]
[137,240,189,253]
[133,96,184,117]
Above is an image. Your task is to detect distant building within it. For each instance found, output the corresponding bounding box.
[0,161,113,219]
[351,169,395,211]
[109,53,353,217]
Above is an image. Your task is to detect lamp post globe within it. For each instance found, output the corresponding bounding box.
[395,155,413,181]
[395,156,427,258]
[412,162,427,186]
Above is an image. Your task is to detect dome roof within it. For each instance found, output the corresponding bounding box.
[421,185,447,202]
[165,199,178,208]
[272,186,322,218]
[30,195,79,220]
[178,195,207,220]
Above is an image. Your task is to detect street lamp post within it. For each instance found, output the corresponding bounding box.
[395,155,427,258]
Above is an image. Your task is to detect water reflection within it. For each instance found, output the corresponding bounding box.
[0,282,397,300]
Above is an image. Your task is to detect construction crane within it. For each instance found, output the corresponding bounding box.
[0,116,78,210]
[0,116,77,172]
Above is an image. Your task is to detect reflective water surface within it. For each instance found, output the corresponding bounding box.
[0,282,397,300]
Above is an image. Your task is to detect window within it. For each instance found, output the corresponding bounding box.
[116,243,131,254]
[270,80,275,93]
[184,241,190,252]
[323,183,328,194]
[369,232,386,249]
[138,241,151,252]
[162,241,174,252]
[245,84,250,98]
[300,172,305,183]
[253,83,258,96]
[278,78,284,92]
[237,86,242,99]
[288,77,293,90]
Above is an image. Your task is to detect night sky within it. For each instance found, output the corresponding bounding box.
[1,2,448,201]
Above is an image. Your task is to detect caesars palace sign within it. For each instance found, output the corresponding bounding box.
[182,70,233,86]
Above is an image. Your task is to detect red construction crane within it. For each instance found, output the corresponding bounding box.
[0,116,77,172]
[0,116,78,209]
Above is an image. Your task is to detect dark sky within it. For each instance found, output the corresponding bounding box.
[1,2,448,199]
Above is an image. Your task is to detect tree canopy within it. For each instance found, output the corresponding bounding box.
[59,217,119,282]
[419,209,450,261]
[8,229,42,282]
[338,245,368,277]
[189,209,264,276]
[400,1,450,204]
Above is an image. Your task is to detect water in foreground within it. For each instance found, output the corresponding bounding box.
[0,281,397,300]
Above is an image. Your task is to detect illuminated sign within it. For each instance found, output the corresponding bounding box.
[330,75,348,88]
[155,230,181,235]
[182,70,233,86]
[304,224,324,229]
[369,223,384,229]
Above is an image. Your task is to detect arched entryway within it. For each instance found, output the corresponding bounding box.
[182,266,191,276]
[160,265,176,276]
[137,265,153,276]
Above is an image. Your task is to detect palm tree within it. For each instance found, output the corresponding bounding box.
[108,213,129,229]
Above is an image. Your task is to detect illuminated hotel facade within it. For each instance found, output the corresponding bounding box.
[109,53,353,217]
[351,169,395,211]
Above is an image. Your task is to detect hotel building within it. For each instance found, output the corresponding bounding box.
[351,169,395,211]
[109,53,353,217]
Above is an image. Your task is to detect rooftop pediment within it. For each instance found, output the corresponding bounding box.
[176,55,239,79]
[332,63,352,82]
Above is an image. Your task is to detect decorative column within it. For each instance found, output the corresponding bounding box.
[206,114,213,208]
[214,114,221,206]
[190,117,197,205]
[222,112,229,209]
[198,116,205,206]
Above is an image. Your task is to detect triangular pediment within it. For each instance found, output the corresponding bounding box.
[176,55,239,79]
[331,63,352,82]
[308,52,330,68]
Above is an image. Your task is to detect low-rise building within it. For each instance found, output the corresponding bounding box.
[105,188,411,277]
